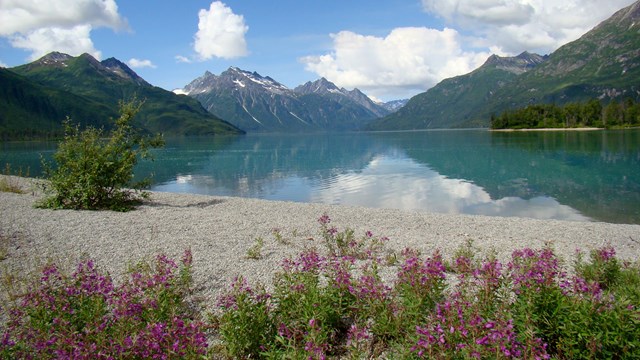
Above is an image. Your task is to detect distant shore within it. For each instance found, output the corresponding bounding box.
[2,175,639,308]
[490,127,603,132]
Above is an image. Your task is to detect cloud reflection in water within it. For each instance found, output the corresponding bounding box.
[310,155,590,221]
[154,153,590,222]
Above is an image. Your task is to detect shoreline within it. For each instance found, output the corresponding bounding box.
[2,175,639,307]
[490,127,603,132]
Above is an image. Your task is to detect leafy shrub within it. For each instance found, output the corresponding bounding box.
[555,247,640,358]
[39,98,164,211]
[216,276,275,358]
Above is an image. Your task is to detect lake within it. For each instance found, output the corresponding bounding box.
[2,129,639,224]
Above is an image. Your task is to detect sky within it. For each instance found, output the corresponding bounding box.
[0,0,635,102]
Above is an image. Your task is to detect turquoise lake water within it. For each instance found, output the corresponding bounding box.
[2,129,640,224]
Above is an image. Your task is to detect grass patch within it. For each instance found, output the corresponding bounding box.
[246,237,265,260]
[0,233,8,262]
[0,164,28,194]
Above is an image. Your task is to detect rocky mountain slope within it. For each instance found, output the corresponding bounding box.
[177,68,390,132]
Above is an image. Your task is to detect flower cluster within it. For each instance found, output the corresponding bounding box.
[317,213,387,259]
[0,250,207,359]
[215,217,640,359]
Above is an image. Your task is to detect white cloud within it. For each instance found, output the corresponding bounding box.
[300,27,490,100]
[10,25,102,60]
[193,1,249,60]
[0,0,126,60]
[422,0,534,26]
[127,58,156,69]
[175,55,192,63]
[301,0,634,100]
[421,0,635,54]
[0,60,7,68]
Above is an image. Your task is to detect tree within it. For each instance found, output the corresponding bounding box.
[603,101,622,127]
[582,99,602,127]
[563,103,581,127]
[39,98,164,211]
[622,98,639,126]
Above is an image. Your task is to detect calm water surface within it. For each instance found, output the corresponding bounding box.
[2,129,640,224]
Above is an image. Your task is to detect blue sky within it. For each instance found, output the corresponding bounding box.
[0,0,635,101]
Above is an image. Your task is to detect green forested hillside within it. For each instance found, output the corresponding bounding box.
[367,63,524,130]
[2,53,243,139]
[0,68,114,139]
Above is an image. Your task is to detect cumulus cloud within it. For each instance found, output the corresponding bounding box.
[0,60,7,68]
[127,58,156,69]
[10,25,102,60]
[193,1,249,60]
[0,0,126,60]
[175,55,192,64]
[421,0,635,54]
[300,27,490,100]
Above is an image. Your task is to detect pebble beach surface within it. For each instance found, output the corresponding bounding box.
[1,175,639,308]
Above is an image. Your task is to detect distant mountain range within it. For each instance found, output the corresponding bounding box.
[175,68,391,132]
[1,52,243,139]
[368,0,640,130]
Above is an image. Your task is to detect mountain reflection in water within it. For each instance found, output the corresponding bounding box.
[3,129,638,224]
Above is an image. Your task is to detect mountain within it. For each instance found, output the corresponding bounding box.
[293,77,388,118]
[369,0,640,130]
[368,52,547,130]
[6,52,243,138]
[177,67,389,132]
[482,51,547,75]
[380,99,409,112]
[0,67,114,139]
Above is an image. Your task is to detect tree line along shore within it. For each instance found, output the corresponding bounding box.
[490,98,640,130]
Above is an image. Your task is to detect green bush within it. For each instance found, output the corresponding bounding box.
[38,98,164,211]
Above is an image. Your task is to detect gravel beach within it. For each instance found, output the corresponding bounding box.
[1,175,639,308]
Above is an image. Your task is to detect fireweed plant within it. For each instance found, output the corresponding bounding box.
[1,216,639,359]
[0,250,208,359]
[214,215,640,359]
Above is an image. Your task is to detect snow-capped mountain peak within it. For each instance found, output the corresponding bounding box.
[176,66,393,132]
[225,66,289,94]
[294,77,344,96]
